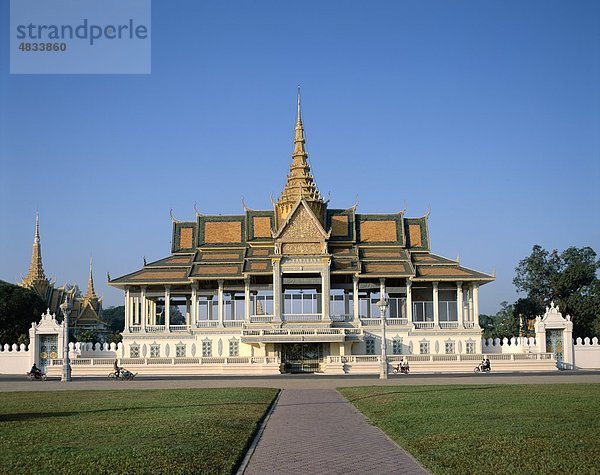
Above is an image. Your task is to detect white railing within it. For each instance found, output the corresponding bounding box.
[414,322,435,329]
[146,325,166,333]
[129,325,142,333]
[241,328,363,341]
[196,321,220,328]
[387,318,409,326]
[330,314,353,322]
[249,315,274,323]
[223,320,244,327]
[463,322,475,329]
[439,322,459,329]
[282,314,322,322]
[170,325,189,332]
[359,318,381,326]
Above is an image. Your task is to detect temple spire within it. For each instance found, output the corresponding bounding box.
[85,257,97,301]
[22,213,47,287]
[275,88,325,227]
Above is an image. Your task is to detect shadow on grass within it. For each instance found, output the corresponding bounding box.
[341,385,495,404]
[0,400,273,422]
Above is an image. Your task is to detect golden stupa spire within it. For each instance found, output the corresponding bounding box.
[85,257,98,301]
[22,213,47,287]
[275,87,325,226]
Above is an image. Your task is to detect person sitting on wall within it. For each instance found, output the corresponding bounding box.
[113,359,121,378]
[30,363,41,378]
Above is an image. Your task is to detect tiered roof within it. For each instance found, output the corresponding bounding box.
[109,94,494,287]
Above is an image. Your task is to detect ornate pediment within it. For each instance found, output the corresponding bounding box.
[276,201,329,242]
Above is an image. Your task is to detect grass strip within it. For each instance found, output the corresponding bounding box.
[0,387,277,474]
[340,384,600,475]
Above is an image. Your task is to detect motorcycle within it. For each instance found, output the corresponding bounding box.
[108,368,137,381]
[26,371,47,381]
[392,363,410,374]
[474,363,491,373]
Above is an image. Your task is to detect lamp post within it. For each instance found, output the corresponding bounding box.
[60,297,73,382]
[377,298,389,379]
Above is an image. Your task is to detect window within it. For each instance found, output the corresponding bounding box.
[150,344,160,358]
[392,338,403,355]
[445,342,455,354]
[176,344,186,357]
[130,344,140,358]
[365,338,375,355]
[466,341,476,354]
[229,339,239,357]
[419,342,429,355]
[202,340,212,357]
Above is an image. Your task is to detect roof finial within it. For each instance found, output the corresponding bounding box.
[34,212,40,244]
[85,256,97,300]
[22,213,47,287]
[275,87,325,227]
[297,85,302,125]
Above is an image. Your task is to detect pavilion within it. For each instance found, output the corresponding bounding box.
[108,92,495,373]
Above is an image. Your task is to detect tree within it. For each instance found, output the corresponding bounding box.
[0,280,47,345]
[102,306,125,332]
[479,302,519,340]
[514,245,600,337]
[76,329,98,343]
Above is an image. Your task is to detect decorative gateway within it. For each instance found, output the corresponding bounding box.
[107,91,505,376]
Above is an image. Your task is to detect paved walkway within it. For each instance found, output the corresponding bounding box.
[242,389,428,474]
[1,371,599,392]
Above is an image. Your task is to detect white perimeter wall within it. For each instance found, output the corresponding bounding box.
[0,344,32,374]
[573,337,600,369]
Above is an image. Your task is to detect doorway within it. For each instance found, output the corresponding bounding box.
[282,343,324,373]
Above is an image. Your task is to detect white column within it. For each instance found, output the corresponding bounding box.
[133,296,139,325]
[140,287,147,331]
[379,278,386,318]
[468,286,474,324]
[433,282,439,327]
[218,280,224,327]
[352,275,359,321]
[406,279,413,324]
[124,288,130,330]
[322,261,331,320]
[244,277,251,322]
[272,259,282,322]
[472,283,480,328]
[164,286,171,331]
[456,282,464,328]
[191,284,197,327]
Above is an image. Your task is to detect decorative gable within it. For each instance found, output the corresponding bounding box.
[274,200,329,256]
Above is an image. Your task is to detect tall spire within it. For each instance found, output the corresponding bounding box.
[275,87,325,226]
[22,213,47,288]
[85,257,98,301]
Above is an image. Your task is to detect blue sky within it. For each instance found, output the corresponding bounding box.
[1,0,599,314]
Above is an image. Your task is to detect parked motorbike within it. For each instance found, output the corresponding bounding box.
[26,371,47,381]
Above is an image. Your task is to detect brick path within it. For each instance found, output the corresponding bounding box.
[242,389,428,474]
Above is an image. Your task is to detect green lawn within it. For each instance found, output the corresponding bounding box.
[0,388,277,474]
[340,384,600,475]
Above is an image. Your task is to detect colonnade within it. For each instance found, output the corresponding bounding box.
[122,278,481,331]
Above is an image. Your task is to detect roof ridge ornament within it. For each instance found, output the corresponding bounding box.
[241,197,253,212]
[170,208,180,223]
[194,202,202,218]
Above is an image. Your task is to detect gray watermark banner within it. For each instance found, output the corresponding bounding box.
[10,0,151,74]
